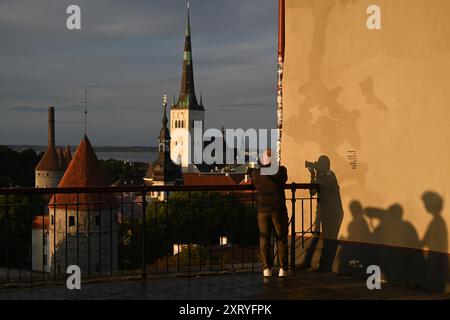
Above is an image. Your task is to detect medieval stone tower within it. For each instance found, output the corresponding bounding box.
[35,107,64,188]
[48,135,118,275]
[144,95,183,201]
[170,3,205,173]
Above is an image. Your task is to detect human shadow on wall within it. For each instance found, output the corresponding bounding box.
[364,204,426,286]
[421,191,449,292]
[338,200,372,276]
[299,155,344,273]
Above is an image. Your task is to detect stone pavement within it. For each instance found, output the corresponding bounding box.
[0,270,448,300]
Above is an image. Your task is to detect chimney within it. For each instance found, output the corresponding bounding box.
[48,107,55,147]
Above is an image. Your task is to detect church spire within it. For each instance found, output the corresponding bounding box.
[144,94,182,184]
[175,2,203,110]
[158,94,170,152]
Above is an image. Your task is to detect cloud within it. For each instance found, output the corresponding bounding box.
[216,102,271,108]
[0,0,277,145]
[7,106,47,113]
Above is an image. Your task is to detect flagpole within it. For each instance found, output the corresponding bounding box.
[276,0,285,165]
[82,90,88,135]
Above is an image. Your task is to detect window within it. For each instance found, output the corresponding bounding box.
[69,216,75,227]
[51,215,54,225]
[95,215,101,226]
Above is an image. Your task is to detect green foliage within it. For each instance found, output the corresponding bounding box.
[0,195,39,268]
[117,191,258,269]
[99,159,147,185]
[143,191,258,264]
[0,146,41,187]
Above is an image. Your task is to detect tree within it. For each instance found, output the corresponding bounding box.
[142,191,258,266]
[99,159,147,185]
[0,195,36,269]
[0,146,41,187]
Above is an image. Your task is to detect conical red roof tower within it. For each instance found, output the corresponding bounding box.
[49,135,117,210]
[63,145,72,165]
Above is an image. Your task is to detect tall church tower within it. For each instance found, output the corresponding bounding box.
[170,3,205,173]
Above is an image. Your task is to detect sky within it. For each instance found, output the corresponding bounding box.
[0,0,277,146]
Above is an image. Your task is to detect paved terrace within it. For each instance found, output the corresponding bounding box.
[0,270,448,300]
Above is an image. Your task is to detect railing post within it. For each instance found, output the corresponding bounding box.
[5,195,9,283]
[290,183,296,271]
[141,185,147,280]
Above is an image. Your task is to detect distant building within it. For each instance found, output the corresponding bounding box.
[48,135,118,275]
[35,107,64,188]
[144,95,183,201]
[170,4,205,173]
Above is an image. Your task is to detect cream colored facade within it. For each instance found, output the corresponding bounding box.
[170,108,204,173]
[283,0,450,252]
[35,170,63,189]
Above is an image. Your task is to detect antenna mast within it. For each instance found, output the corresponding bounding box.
[82,90,88,135]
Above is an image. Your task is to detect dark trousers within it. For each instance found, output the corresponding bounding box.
[258,212,288,269]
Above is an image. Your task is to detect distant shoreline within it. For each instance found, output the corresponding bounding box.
[6,145,158,153]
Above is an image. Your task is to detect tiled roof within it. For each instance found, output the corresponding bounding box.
[63,145,72,164]
[35,144,62,172]
[32,215,49,230]
[57,146,67,171]
[49,135,117,210]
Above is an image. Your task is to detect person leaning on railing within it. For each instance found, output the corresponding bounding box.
[249,149,289,278]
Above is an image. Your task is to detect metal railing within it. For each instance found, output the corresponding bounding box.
[0,183,319,286]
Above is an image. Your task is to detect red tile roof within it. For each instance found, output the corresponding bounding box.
[49,135,117,210]
[35,144,62,172]
[57,146,67,171]
[32,215,49,230]
[63,145,72,165]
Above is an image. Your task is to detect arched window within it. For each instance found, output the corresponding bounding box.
[181,120,184,128]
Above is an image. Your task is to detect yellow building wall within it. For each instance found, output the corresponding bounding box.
[283,0,450,252]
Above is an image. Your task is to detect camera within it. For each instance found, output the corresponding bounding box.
[246,161,259,174]
[305,161,318,171]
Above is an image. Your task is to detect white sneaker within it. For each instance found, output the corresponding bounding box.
[278,268,289,277]
[263,268,272,277]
